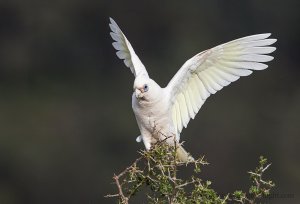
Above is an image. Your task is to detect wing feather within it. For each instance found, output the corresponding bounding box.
[109,18,148,78]
[175,101,183,132]
[167,34,276,136]
[183,90,194,119]
[178,93,189,128]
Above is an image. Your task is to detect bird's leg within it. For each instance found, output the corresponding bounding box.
[142,135,152,150]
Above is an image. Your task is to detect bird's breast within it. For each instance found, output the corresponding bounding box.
[132,93,175,139]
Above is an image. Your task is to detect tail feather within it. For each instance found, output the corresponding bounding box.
[176,145,194,162]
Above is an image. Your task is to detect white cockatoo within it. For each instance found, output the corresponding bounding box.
[109,18,276,162]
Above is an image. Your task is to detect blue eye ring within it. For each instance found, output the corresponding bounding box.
[144,84,149,92]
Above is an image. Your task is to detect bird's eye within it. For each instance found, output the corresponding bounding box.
[144,84,149,92]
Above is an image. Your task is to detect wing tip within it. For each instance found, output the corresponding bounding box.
[270,46,277,53]
[260,64,269,70]
[258,33,271,39]
[109,32,116,39]
[109,17,115,24]
[263,34,278,45]
[267,38,277,44]
[252,33,271,39]
[268,56,274,62]
[108,17,121,33]
[263,33,278,44]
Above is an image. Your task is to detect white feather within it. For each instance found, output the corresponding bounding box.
[109,17,148,78]
[167,33,276,134]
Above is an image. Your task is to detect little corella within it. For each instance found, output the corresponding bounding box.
[109,18,276,161]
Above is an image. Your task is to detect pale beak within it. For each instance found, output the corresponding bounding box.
[135,89,143,99]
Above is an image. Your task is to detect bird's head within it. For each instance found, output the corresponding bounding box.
[133,77,160,102]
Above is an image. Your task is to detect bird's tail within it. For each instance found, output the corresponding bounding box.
[176,145,194,162]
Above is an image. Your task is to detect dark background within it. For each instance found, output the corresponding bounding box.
[0,0,299,203]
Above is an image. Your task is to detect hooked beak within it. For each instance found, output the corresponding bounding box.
[135,89,143,99]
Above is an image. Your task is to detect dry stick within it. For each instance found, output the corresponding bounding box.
[105,156,143,202]
[113,174,128,204]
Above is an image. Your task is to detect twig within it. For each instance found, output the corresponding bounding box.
[107,156,143,203]
[113,173,128,204]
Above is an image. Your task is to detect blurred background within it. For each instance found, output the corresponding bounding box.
[0,0,299,203]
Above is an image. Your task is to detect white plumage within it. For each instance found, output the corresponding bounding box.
[109,17,276,161]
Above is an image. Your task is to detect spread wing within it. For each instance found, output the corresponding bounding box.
[166,33,276,136]
[109,17,148,78]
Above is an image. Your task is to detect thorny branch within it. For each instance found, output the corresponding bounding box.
[105,156,143,203]
[106,136,275,204]
[232,156,275,204]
